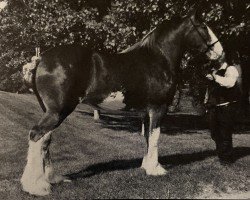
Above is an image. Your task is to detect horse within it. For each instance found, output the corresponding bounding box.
[21,11,224,196]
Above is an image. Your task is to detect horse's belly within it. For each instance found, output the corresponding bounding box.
[98,91,126,110]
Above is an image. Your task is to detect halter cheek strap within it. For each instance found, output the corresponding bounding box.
[188,19,225,62]
[189,19,219,53]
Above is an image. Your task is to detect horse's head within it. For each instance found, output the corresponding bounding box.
[185,10,224,61]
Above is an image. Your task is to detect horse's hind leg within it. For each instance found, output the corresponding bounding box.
[140,112,146,136]
[93,109,100,121]
[141,105,167,176]
[21,105,76,196]
[21,128,52,196]
[43,131,70,185]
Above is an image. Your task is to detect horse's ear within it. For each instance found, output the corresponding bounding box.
[189,9,203,22]
[188,2,203,21]
[188,9,196,17]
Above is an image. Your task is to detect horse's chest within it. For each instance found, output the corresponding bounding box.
[98,91,126,110]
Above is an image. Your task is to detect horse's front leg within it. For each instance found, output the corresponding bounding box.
[141,106,167,176]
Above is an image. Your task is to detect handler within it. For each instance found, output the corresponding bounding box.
[205,58,241,165]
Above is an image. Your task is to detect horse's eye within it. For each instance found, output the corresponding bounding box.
[200,24,206,29]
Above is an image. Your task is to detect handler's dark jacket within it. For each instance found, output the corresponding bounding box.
[206,65,241,107]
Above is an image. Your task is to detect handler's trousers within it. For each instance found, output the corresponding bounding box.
[208,103,239,163]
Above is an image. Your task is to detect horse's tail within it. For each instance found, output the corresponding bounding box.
[31,60,46,112]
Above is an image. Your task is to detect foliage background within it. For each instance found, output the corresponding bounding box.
[0,0,249,104]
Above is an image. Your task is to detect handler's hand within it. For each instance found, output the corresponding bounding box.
[212,70,217,77]
[206,74,214,80]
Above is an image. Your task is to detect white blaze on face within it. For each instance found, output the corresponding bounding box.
[98,91,126,110]
[206,26,223,60]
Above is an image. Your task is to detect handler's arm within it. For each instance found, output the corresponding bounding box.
[214,66,239,88]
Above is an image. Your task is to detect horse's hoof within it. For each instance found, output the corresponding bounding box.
[21,178,51,196]
[48,174,72,184]
[63,178,72,183]
[145,164,167,176]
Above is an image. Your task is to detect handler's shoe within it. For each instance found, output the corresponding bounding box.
[219,159,233,166]
[219,154,235,166]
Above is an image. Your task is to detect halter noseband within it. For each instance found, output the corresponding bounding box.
[189,19,220,53]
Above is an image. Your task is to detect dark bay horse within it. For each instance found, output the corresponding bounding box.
[21,12,224,196]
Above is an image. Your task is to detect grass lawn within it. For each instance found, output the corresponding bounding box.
[0,91,249,199]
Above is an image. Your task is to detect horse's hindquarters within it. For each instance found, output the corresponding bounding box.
[21,46,93,195]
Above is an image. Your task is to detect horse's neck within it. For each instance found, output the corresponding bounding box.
[158,25,187,71]
[111,24,187,72]
[157,44,183,73]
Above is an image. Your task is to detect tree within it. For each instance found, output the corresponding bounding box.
[0,0,249,107]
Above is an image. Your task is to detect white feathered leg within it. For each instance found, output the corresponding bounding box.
[141,128,166,175]
[21,132,51,196]
[141,108,167,176]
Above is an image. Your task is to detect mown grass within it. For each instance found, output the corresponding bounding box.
[0,91,249,199]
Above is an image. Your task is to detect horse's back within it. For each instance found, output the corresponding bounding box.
[38,45,92,71]
[35,45,93,112]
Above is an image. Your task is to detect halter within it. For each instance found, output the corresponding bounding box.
[189,19,220,54]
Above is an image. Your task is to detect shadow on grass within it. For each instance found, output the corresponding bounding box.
[67,147,250,180]
[77,110,208,134]
[78,110,250,133]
